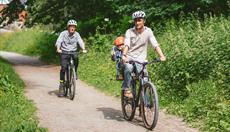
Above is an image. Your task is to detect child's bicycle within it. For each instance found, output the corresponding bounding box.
[121,58,161,130]
[61,51,77,100]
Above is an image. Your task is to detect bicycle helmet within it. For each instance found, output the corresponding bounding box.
[132,11,146,19]
[67,19,77,26]
[114,36,125,46]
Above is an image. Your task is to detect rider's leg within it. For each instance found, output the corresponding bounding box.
[60,54,69,81]
[122,63,134,98]
[116,61,123,80]
[59,54,69,96]
[122,63,133,90]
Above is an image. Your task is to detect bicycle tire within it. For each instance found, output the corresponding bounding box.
[121,80,136,121]
[140,82,159,130]
[64,66,70,97]
[69,68,76,100]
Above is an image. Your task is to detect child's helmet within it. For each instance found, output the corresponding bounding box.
[67,19,77,26]
[114,36,125,46]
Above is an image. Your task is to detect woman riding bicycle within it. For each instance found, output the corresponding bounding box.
[55,19,87,97]
[122,11,166,98]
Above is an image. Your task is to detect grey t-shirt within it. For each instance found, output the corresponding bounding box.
[55,30,85,51]
[124,26,159,62]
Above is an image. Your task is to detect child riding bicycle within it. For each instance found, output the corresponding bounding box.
[55,19,87,97]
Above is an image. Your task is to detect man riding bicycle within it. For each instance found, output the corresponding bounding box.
[122,11,166,98]
[55,19,87,97]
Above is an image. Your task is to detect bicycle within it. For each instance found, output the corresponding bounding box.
[121,58,160,130]
[61,51,77,100]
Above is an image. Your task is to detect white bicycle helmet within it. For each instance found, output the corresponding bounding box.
[132,11,146,19]
[67,19,77,26]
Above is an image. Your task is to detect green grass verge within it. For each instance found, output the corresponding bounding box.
[0,58,47,131]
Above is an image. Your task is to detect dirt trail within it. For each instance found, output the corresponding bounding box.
[0,51,198,132]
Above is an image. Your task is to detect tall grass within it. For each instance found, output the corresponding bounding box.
[78,33,121,96]
[0,58,47,131]
[150,16,230,131]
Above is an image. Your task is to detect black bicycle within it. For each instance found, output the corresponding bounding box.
[61,51,77,100]
[121,58,160,130]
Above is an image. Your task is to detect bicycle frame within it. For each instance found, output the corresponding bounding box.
[129,59,160,108]
[61,51,77,100]
[121,58,160,129]
[66,55,75,86]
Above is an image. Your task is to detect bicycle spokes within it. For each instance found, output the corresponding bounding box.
[121,90,136,121]
[124,99,133,117]
[141,83,159,130]
[143,88,155,124]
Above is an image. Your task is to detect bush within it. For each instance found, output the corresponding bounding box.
[78,32,121,96]
[0,27,59,63]
[150,15,230,131]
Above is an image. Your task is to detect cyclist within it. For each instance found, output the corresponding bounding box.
[122,11,166,98]
[111,36,125,80]
[55,19,87,97]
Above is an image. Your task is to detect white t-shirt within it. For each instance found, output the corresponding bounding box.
[124,26,159,62]
[55,30,85,52]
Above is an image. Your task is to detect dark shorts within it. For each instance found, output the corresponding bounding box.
[60,52,78,71]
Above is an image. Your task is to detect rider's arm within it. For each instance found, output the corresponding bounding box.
[55,32,64,53]
[149,29,166,61]
[122,30,130,62]
[123,45,129,56]
[156,46,166,61]
[76,33,86,51]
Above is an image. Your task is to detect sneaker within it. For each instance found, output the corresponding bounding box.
[124,89,133,98]
[58,83,65,97]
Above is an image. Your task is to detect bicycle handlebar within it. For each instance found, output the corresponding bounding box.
[61,50,77,55]
[128,58,161,78]
[128,58,161,66]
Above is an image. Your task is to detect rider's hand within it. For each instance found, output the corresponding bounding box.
[82,49,87,53]
[122,55,128,63]
[57,48,62,53]
[160,56,166,61]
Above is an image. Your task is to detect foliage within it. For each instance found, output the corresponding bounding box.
[0,58,47,131]
[153,15,230,102]
[24,0,230,36]
[150,15,230,131]
[0,0,25,24]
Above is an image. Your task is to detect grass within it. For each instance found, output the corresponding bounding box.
[0,58,47,131]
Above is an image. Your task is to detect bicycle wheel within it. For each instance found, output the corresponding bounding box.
[64,67,70,97]
[140,82,159,130]
[121,80,136,121]
[69,67,76,100]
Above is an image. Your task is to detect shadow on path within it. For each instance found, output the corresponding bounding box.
[48,90,59,97]
[97,107,145,129]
